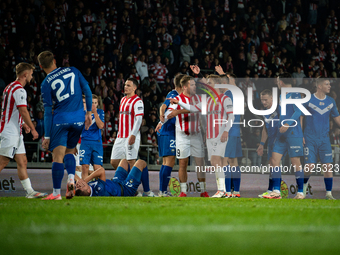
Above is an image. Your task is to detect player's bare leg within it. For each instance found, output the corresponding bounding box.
[110,159,121,170]
[13,154,47,198]
[127,159,136,170]
[195,157,208,197]
[82,164,90,180]
[0,155,10,173]
[178,158,189,197]
[211,155,226,197]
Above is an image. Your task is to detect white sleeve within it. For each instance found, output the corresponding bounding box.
[13,88,27,107]
[178,101,201,113]
[224,113,234,132]
[223,97,234,132]
[134,99,144,117]
[131,115,143,136]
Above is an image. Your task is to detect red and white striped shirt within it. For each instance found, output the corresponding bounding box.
[118,95,144,138]
[149,63,168,84]
[0,81,27,136]
[169,93,201,135]
[196,95,233,139]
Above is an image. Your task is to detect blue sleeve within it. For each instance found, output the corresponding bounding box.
[41,80,53,138]
[75,67,92,111]
[331,98,340,118]
[286,93,302,126]
[99,109,105,122]
[44,106,52,138]
[163,99,170,107]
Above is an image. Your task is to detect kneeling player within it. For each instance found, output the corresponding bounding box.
[75,159,148,197]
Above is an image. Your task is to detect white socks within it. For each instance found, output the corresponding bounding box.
[21,178,34,194]
[199,182,206,193]
[217,178,226,192]
[53,188,61,196]
[180,183,187,194]
[75,171,82,179]
[68,174,75,183]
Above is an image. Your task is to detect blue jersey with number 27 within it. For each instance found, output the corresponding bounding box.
[41,67,88,124]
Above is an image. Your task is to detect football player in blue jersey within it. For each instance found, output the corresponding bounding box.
[264,73,305,199]
[79,94,105,180]
[157,74,184,197]
[75,159,148,197]
[256,89,281,198]
[302,79,340,200]
[38,51,92,200]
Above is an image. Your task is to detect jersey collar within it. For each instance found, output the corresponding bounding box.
[313,93,326,101]
[48,67,61,76]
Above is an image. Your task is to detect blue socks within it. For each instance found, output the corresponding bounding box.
[141,165,150,192]
[324,178,333,192]
[295,170,304,193]
[131,166,142,182]
[52,162,64,189]
[268,176,273,191]
[159,165,164,191]
[64,154,76,176]
[272,166,281,191]
[224,165,231,192]
[162,165,172,192]
[231,166,241,192]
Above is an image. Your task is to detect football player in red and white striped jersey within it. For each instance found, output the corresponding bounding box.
[157,75,207,197]
[0,63,47,198]
[168,71,234,198]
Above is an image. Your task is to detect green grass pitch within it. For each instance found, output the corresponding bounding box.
[1,197,340,255]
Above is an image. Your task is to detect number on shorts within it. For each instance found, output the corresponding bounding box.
[304,147,309,156]
[79,150,85,157]
[170,140,175,148]
[177,149,180,157]
[51,73,75,102]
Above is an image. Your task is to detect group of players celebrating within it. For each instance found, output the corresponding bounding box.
[0,51,338,200]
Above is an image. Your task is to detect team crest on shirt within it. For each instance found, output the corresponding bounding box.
[305,157,308,160]
[327,106,331,110]
[129,179,133,183]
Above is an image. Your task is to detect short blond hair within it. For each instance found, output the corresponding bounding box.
[180,75,191,87]
[37,51,54,69]
[15,62,35,77]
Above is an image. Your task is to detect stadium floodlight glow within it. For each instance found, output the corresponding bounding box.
[205,84,312,116]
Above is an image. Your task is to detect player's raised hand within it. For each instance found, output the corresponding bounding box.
[155,122,163,133]
[128,135,136,145]
[31,129,39,140]
[215,65,225,75]
[167,98,179,104]
[85,112,92,130]
[42,138,50,150]
[257,144,264,156]
[190,65,200,74]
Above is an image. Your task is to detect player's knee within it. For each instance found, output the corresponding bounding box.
[135,159,146,170]
[118,159,129,171]
[110,159,118,169]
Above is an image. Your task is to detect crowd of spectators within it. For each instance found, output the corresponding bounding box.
[2,0,340,164]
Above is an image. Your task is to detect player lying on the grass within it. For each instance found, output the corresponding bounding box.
[256,89,281,198]
[0,62,47,198]
[75,159,148,197]
[302,78,340,200]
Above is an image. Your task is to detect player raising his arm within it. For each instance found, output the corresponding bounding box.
[38,51,92,200]
[302,79,340,200]
[0,63,47,198]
